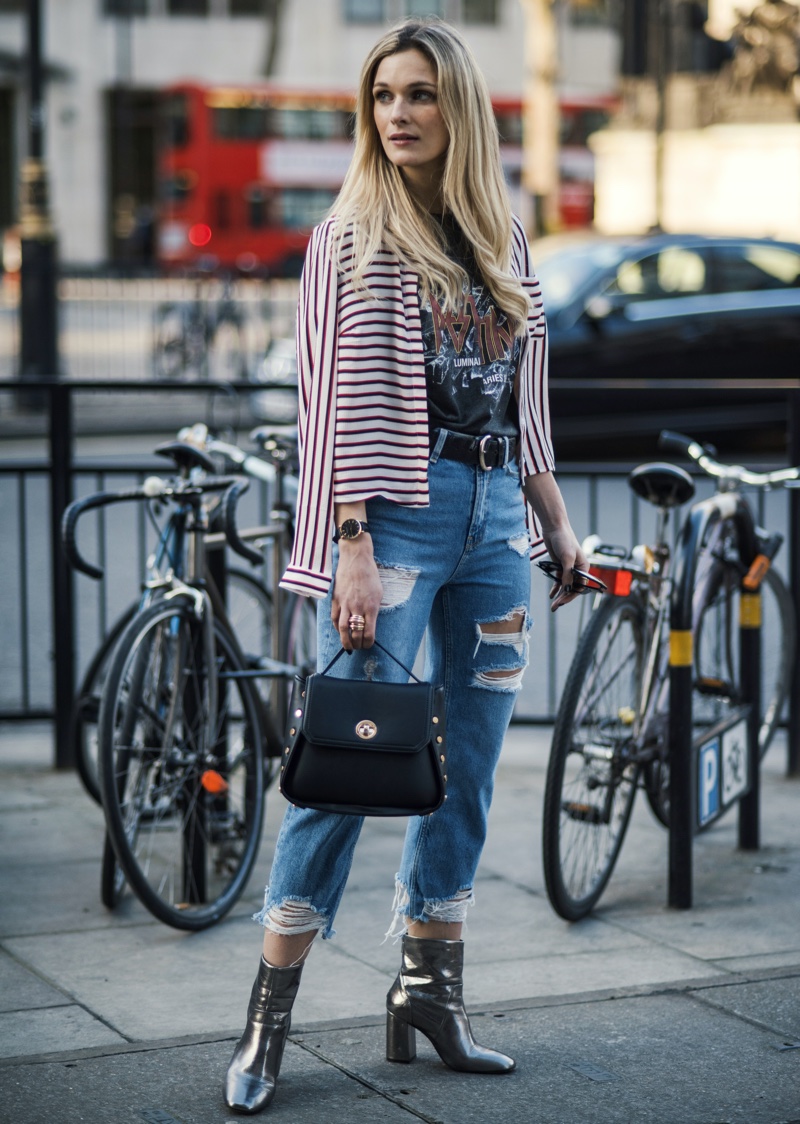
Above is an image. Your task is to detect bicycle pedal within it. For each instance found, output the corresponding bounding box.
[561,801,606,825]
[695,677,734,697]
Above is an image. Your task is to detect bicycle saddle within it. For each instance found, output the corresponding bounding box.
[628,462,695,509]
[154,440,217,475]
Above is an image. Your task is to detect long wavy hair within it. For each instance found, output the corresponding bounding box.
[330,19,530,334]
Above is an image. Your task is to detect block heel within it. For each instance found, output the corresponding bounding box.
[386,1011,416,1063]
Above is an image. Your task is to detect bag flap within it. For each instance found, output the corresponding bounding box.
[300,674,438,753]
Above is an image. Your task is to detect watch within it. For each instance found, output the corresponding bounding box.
[333,518,371,543]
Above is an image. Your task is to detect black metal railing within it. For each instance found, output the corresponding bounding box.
[0,378,798,779]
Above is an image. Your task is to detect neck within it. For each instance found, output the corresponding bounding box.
[402,169,444,214]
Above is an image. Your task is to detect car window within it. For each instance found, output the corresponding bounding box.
[713,244,800,293]
[534,241,629,312]
[604,247,708,301]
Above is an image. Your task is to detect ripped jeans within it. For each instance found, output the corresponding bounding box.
[256,443,532,941]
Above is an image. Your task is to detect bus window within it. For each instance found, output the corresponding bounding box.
[281,188,338,229]
[246,185,277,228]
[161,169,197,202]
[163,93,190,148]
[495,110,522,144]
[213,106,270,140]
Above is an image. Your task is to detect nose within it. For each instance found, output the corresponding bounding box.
[389,97,409,124]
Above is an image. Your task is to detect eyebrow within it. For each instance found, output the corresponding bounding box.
[372,80,437,91]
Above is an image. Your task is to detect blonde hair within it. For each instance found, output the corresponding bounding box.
[331,19,530,334]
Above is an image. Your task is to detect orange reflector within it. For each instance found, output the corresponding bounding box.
[201,769,229,794]
[743,554,770,591]
[590,566,633,597]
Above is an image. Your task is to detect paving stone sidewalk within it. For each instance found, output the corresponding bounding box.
[1,722,799,1123]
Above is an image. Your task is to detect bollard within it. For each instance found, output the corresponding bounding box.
[738,586,761,850]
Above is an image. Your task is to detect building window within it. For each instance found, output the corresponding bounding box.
[103,0,148,13]
[167,0,210,14]
[229,0,271,13]
[463,0,497,23]
[568,0,613,28]
[343,0,385,22]
[405,0,444,16]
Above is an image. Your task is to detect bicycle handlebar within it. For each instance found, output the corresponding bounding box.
[62,474,253,580]
[658,429,800,489]
[220,479,264,567]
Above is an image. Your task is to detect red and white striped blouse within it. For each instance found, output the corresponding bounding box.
[280,214,556,599]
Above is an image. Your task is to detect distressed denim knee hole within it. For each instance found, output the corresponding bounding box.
[254,897,328,938]
[375,562,421,611]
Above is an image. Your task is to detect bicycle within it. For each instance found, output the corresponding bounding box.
[70,423,314,811]
[541,430,797,922]
[152,273,247,381]
[64,446,306,930]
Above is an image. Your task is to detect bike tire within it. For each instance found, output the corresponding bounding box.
[213,317,247,381]
[72,603,138,805]
[284,593,317,674]
[542,595,645,921]
[152,303,187,380]
[644,556,795,827]
[98,599,265,931]
[100,830,126,910]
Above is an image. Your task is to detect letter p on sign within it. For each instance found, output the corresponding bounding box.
[698,738,720,827]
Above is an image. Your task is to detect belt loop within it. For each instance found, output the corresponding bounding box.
[429,427,448,464]
[502,436,510,467]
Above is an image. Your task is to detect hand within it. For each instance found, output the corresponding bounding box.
[542,526,588,613]
[331,539,383,650]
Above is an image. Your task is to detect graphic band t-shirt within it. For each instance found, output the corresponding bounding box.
[420,215,521,439]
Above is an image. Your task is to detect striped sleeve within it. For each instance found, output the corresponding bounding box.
[280,220,340,598]
[511,216,556,560]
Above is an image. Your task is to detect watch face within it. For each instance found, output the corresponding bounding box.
[339,519,362,540]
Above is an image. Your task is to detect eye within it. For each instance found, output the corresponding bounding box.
[374,90,392,104]
[413,89,435,102]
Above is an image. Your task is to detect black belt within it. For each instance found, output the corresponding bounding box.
[430,429,517,470]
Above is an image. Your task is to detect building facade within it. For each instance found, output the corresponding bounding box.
[0,0,619,266]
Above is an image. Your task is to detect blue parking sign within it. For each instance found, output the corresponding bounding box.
[698,739,720,827]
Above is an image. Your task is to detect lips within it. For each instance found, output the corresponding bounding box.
[389,134,417,141]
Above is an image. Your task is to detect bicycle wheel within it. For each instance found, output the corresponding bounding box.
[152,303,187,379]
[72,603,138,805]
[100,830,126,910]
[643,551,795,827]
[285,593,317,673]
[755,567,794,757]
[542,596,645,921]
[227,567,274,673]
[693,559,794,754]
[213,316,247,380]
[98,599,265,930]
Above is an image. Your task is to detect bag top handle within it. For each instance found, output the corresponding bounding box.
[319,638,422,683]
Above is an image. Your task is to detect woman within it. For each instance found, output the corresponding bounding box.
[225,18,587,1114]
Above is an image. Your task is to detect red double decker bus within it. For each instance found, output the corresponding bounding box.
[156,82,612,275]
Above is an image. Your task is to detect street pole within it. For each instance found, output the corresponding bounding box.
[18,0,59,400]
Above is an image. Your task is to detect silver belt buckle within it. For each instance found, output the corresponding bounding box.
[478,435,494,471]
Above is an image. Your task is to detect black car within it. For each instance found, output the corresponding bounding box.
[535,233,800,457]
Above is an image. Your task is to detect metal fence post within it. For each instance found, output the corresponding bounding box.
[668,514,698,909]
[49,381,75,769]
[788,389,800,777]
[738,580,761,850]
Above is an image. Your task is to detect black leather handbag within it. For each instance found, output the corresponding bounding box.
[279,640,447,817]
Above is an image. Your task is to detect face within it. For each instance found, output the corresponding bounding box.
[372,48,450,197]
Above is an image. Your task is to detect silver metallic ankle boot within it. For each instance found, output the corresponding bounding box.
[224,958,303,1114]
[386,935,515,1074]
